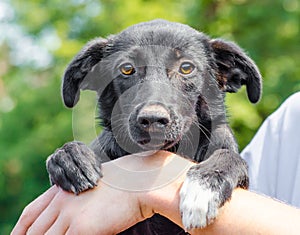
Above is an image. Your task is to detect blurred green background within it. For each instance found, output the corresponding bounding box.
[0,0,299,233]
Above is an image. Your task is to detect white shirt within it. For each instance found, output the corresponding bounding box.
[241,92,300,207]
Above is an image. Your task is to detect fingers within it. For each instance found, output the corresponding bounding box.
[11,186,59,235]
[44,214,70,235]
[27,189,75,235]
[26,200,60,235]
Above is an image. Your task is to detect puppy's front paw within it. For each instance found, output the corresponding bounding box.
[179,166,232,230]
[180,178,219,230]
[46,141,102,194]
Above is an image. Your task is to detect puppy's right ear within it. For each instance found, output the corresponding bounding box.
[62,38,108,108]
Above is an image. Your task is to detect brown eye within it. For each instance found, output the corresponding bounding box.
[179,62,195,75]
[120,63,135,76]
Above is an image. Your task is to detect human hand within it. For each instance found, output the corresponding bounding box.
[11,151,193,235]
[11,183,144,235]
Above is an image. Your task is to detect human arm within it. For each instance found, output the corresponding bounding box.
[12,151,300,235]
[154,188,300,235]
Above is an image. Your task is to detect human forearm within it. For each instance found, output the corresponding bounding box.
[144,182,300,235]
[204,188,300,235]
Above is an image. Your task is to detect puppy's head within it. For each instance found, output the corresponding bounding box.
[62,20,262,152]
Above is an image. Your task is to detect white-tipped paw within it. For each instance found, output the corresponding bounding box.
[179,177,219,230]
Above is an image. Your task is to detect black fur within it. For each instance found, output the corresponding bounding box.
[47,20,261,234]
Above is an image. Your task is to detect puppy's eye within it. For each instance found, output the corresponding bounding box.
[120,63,135,76]
[179,62,195,75]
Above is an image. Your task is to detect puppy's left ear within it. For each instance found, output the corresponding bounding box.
[210,39,262,103]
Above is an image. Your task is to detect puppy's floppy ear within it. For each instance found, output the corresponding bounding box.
[62,38,108,108]
[210,39,262,103]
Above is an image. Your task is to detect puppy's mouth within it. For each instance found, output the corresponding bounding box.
[136,134,182,150]
[128,102,190,151]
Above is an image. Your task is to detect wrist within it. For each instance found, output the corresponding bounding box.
[101,151,194,226]
[138,156,194,227]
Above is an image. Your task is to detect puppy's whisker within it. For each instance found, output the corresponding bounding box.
[192,121,211,143]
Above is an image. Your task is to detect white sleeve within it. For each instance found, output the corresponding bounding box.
[241,92,300,207]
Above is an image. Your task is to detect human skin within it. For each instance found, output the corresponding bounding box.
[11,151,300,235]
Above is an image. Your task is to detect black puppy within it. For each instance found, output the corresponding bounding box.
[47,20,261,233]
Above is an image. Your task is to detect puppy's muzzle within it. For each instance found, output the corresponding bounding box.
[129,102,172,148]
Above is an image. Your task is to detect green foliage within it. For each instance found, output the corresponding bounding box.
[0,0,299,233]
[185,0,300,148]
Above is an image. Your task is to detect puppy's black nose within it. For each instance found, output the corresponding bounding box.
[137,104,170,130]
